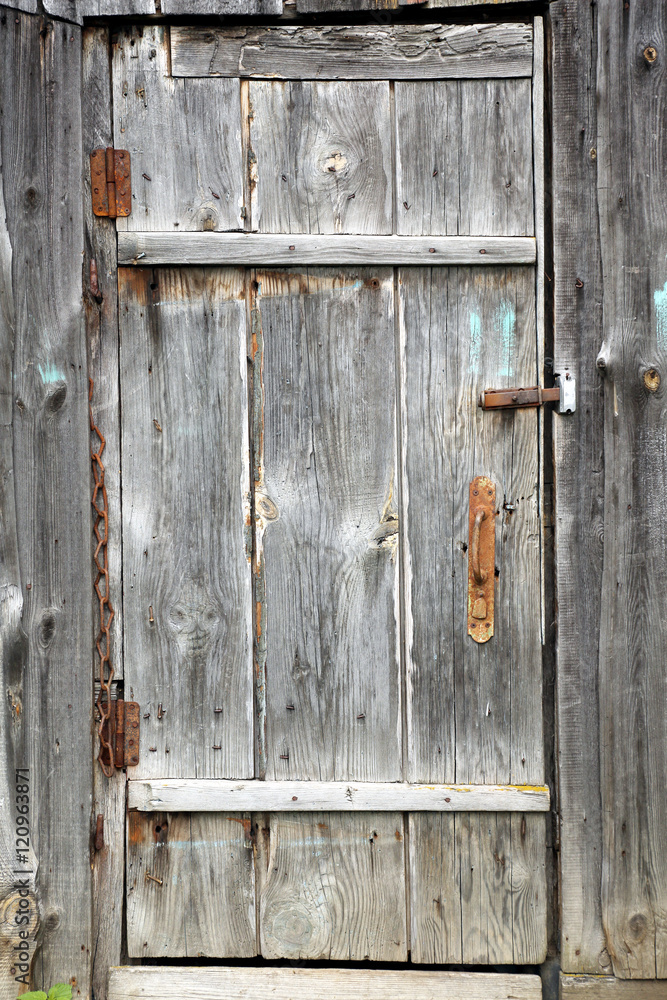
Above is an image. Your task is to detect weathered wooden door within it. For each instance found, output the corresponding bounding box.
[111,18,548,969]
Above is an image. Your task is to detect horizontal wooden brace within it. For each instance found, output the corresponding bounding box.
[118,233,537,267]
[128,779,550,812]
[110,967,542,1000]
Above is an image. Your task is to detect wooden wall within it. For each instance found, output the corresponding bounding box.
[0,0,666,997]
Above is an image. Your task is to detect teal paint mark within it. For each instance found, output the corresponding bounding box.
[469,312,482,370]
[654,281,667,349]
[38,362,64,384]
[495,300,516,378]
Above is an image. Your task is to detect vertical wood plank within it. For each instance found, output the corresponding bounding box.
[596,0,667,979]
[253,268,400,782]
[395,80,534,237]
[400,266,542,785]
[119,267,253,780]
[249,82,392,235]
[0,12,92,996]
[256,812,406,961]
[126,811,256,958]
[112,26,244,233]
[551,0,608,976]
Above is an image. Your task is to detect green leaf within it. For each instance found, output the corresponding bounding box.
[18,991,47,1000]
[47,986,72,1000]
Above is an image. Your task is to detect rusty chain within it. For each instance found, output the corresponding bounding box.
[90,378,115,776]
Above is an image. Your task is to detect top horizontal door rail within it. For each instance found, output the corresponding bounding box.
[170,23,534,80]
[118,233,537,267]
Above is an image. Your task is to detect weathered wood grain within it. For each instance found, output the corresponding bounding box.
[595,0,667,979]
[83,28,125,1000]
[399,266,542,785]
[255,812,406,960]
[43,0,154,24]
[410,813,546,965]
[551,0,608,977]
[119,268,253,780]
[560,977,667,999]
[298,0,536,8]
[126,812,256,958]
[170,24,534,80]
[252,269,399,782]
[112,26,244,233]
[395,80,534,237]
[162,0,280,13]
[129,779,550,812]
[118,233,537,267]
[109,966,543,1000]
[249,81,392,235]
[0,13,92,997]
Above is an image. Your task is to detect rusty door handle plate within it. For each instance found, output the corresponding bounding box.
[468,477,495,643]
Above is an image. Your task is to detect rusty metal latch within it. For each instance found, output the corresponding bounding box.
[90,148,131,218]
[478,374,576,414]
[468,477,495,644]
[100,699,140,770]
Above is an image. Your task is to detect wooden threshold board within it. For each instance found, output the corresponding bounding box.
[128,779,550,812]
[118,233,537,267]
[169,23,534,80]
[109,966,543,1000]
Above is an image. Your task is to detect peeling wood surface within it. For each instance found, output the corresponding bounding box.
[395,80,534,237]
[256,812,406,960]
[118,233,537,266]
[0,13,92,1000]
[126,812,256,958]
[129,779,550,812]
[119,267,253,780]
[170,23,534,81]
[253,268,399,782]
[109,966,542,1000]
[113,27,244,234]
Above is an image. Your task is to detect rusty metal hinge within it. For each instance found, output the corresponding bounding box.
[90,148,131,218]
[100,699,140,770]
[478,374,576,414]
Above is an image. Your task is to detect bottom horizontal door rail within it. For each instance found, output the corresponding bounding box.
[128,778,550,812]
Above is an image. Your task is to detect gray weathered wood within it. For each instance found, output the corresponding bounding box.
[249,81,392,235]
[109,966,543,1000]
[113,26,244,234]
[129,779,550,812]
[170,23,534,80]
[560,977,667,999]
[255,812,406,960]
[43,0,154,24]
[83,28,125,1000]
[163,0,280,12]
[298,0,536,8]
[395,80,534,236]
[551,0,608,977]
[400,266,542,785]
[532,17,546,640]
[595,0,667,979]
[119,267,253,780]
[410,813,546,965]
[118,233,537,267]
[252,268,399,782]
[126,811,256,958]
[0,13,92,997]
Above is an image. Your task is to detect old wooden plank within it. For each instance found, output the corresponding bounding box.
[550,0,608,976]
[560,976,667,999]
[252,268,399,782]
[595,0,667,980]
[395,80,534,237]
[42,0,154,24]
[119,267,253,780]
[298,0,536,8]
[255,812,406,960]
[163,0,280,13]
[109,966,543,1000]
[532,17,546,641]
[249,81,392,235]
[0,12,93,996]
[170,24,534,80]
[112,26,243,234]
[126,811,256,958]
[399,266,542,785]
[128,779,550,812]
[118,233,537,267]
